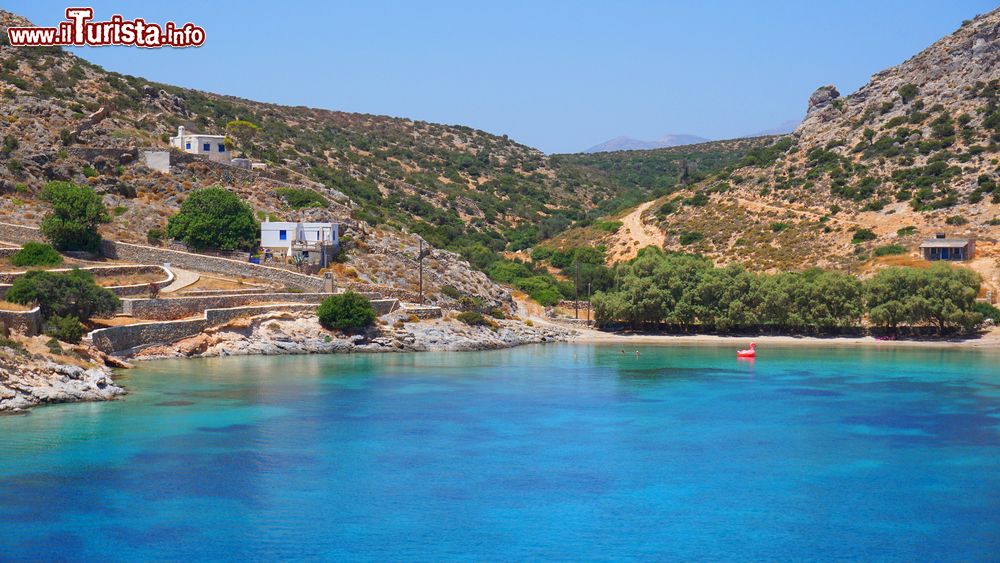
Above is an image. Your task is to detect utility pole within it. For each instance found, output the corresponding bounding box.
[587,282,591,325]
[575,261,580,320]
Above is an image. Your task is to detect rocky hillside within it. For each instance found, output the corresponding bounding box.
[604,8,1000,273]
[0,8,764,309]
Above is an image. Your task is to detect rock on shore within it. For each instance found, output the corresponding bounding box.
[0,350,123,411]
[135,311,575,359]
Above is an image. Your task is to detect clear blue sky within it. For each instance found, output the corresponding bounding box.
[8,0,996,153]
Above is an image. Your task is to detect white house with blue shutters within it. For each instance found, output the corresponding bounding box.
[260,221,340,267]
[169,126,231,163]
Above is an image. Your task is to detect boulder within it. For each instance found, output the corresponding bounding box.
[807,85,840,114]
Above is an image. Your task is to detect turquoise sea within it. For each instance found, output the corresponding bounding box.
[1,344,999,561]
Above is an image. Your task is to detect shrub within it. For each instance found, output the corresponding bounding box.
[46,337,64,355]
[439,285,461,299]
[275,187,328,209]
[770,222,790,233]
[679,231,704,245]
[316,292,376,332]
[592,220,623,233]
[898,84,919,104]
[44,314,84,344]
[897,226,917,236]
[10,242,62,267]
[851,229,877,244]
[873,244,907,257]
[973,301,1000,323]
[944,215,967,226]
[39,181,110,252]
[166,187,258,251]
[146,227,165,246]
[456,311,490,326]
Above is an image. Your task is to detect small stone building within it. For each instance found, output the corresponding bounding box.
[169,126,231,163]
[919,234,975,261]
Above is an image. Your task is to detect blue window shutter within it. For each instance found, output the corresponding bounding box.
[218,144,225,152]
[279,230,287,241]
[203,143,210,151]
[185,142,190,149]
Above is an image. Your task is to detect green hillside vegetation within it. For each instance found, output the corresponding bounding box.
[550,137,776,218]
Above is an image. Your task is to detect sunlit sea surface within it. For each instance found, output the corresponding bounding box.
[2,344,999,561]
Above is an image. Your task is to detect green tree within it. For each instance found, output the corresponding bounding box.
[166,187,258,251]
[5,269,119,341]
[912,263,982,332]
[39,181,110,252]
[864,267,921,332]
[317,292,376,332]
[224,119,260,155]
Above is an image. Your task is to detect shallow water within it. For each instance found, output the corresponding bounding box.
[2,344,999,561]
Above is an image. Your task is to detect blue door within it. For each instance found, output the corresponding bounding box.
[942,248,950,260]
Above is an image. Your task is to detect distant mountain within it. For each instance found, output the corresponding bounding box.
[585,133,710,153]
[747,119,800,137]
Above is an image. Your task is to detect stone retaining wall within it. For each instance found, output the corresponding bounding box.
[558,300,592,311]
[122,292,330,320]
[0,306,42,336]
[101,240,326,291]
[122,292,399,320]
[0,248,19,258]
[89,299,400,355]
[0,222,43,245]
[400,306,444,319]
[174,288,273,297]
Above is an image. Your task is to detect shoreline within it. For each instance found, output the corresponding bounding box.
[566,326,1000,351]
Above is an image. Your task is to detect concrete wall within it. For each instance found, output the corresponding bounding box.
[0,306,42,336]
[142,150,170,173]
[101,240,326,291]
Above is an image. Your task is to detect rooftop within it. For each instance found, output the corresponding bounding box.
[919,239,971,249]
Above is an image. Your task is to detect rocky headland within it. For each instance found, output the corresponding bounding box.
[0,343,123,412]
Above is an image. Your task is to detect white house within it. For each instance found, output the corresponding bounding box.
[169,126,231,163]
[261,221,340,267]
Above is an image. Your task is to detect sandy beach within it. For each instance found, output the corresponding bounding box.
[567,324,1000,351]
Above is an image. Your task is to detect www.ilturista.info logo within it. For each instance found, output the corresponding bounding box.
[6,7,205,48]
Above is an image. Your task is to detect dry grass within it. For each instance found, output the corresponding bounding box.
[181,274,273,292]
[0,301,32,311]
[94,272,167,287]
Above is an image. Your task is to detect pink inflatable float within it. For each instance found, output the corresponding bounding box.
[736,342,757,358]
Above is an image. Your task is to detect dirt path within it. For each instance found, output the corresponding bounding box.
[729,196,861,227]
[607,201,664,263]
